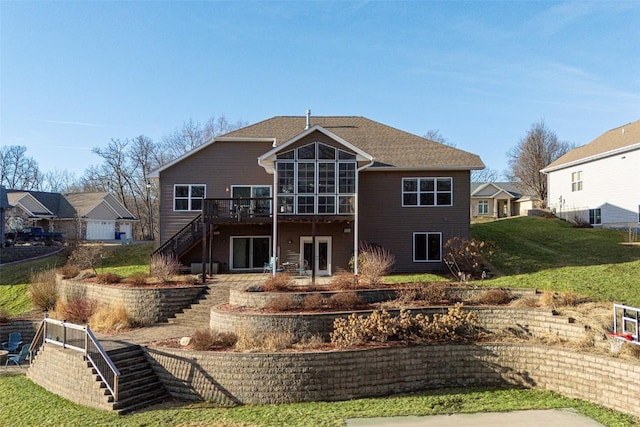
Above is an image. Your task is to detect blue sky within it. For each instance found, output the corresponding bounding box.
[1,1,638,178]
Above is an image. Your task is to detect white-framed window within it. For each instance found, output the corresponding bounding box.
[174,184,205,211]
[478,200,489,215]
[571,171,583,192]
[589,208,601,225]
[413,232,442,262]
[275,142,357,215]
[403,178,453,207]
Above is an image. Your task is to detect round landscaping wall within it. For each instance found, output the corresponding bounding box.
[57,278,206,325]
[229,287,539,309]
[143,342,640,418]
[210,306,588,342]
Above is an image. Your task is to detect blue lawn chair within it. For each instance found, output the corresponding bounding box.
[5,343,30,367]
[2,332,22,352]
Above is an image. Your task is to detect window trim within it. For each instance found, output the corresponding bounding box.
[402,177,453,207]
[173,184,206,212]
[571,171,583,192]
[478,200,489,215]
[412,232,443,263]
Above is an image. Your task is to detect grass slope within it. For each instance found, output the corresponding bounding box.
[472,216,640,306]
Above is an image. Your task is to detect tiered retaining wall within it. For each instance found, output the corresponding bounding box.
[229,287,539,308]
[144,342,640,417]
[58,279,206,325]
[210,306,587,341]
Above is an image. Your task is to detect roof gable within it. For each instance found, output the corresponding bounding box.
[64,192,137,220]
[7,192,53,217]
[257,125,375,173]
[543,119,640,172]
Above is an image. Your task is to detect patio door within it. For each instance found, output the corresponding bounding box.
[300,236,332,276]
[231,236,270,270]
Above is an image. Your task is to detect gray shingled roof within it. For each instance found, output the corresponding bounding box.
[544,119,640,171]
[6,189,77,218]
[64,192,137,219]
[223,116,484,170]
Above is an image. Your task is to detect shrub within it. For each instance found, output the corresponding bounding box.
[478,288,511,305]
[234,326,294,352]
[357,243,395,286]
[183,275,201,285]
[127,272,150,286]
[0,307,10,323]
[68,244,108,273]
[150,253,179,283]
[58,264,80,279]
[301,293,326,311]
[443,237,491,281]
[191,329,216,351]
[96,272,121,284]
[558,291,586,307]
[262,273,293,292]
[329,272,356,290]
[28,269,58,312]
[540,291,557,308]
[331,303,478,348]
[53,287,98,324]
[264,295,299,312]
[89,304,130,333]
[327,291,364,310]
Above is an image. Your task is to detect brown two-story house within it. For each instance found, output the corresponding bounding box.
[150,114,484,276]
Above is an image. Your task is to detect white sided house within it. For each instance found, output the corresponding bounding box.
[542,119,640,230]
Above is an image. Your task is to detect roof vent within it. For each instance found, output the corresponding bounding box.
[622,128,625,134]
[305,109,311,130]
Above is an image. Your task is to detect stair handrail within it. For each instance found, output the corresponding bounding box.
[153,213,203,258]
[33,317,120,401]
[29,319,46,363]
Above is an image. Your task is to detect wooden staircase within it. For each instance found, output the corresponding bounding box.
[96,345,170,414]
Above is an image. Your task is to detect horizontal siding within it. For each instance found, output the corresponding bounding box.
[159,141,274,243]
[358,170,470,273]
[547,148,640,226]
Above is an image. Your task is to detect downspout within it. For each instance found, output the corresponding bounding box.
[354,158,375,276]
[272,165,278,277]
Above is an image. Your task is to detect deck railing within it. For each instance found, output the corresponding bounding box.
[203,198,272,223]
[153,213,204,258]
[31,317,120,401]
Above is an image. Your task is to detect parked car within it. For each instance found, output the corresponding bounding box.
[15,227,64,244]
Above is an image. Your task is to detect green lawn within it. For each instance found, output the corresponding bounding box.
[0,375,636,427]
[471,216,640,306]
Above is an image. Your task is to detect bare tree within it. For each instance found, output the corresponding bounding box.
[507,120,573,203]
[160,115,247,162]
[41,169,79,193]
[0,145,42,190]
[423,129,456,147]
[471,168,500,183]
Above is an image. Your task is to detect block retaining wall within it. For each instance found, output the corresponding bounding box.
[229,287,539,308]
[27,344,113,411]
[144,342,640,417]
[58,279,206,325]
[210,306,587,342]
[0,319,40,346]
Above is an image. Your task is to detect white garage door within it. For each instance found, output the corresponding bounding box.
[119,223,132,240]
[86,221,115,240]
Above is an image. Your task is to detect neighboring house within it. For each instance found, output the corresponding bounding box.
[4,190,137,241]
[0,186,11,246]
[150,114,484,275]
[541,119,640,229]
[65,192,137,240]
[470,182,542,218]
